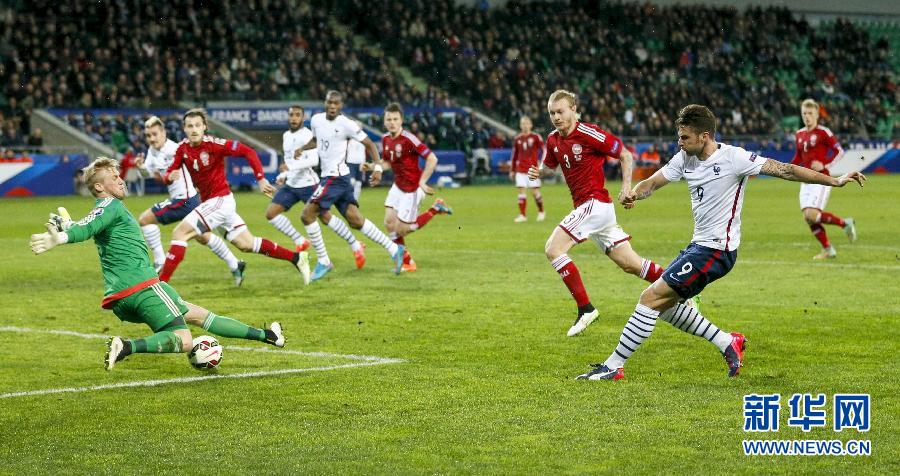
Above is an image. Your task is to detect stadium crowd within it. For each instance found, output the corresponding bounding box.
[1,0,896,158]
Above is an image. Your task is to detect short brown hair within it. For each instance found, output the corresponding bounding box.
[83,157,119,197]
[183,108,208,125]
[675,104,716,136]
[384,102,403,116]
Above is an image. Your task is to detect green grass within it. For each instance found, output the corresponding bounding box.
[1,176,898,474]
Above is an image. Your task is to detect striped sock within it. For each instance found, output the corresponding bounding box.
[639,258,664,283]
[141,224,165,267]
[252,237,296,261]
[518,194,527,215]
[159,240,187,282]
[361,219,398,255]
[604,304,659,369]
[660,302,732,351]
[269,214,306,246]
[551,254,590,307]
[327,215,359,250]
[201,311,265,342]
[304,221,331,266]
[820,211,845,227]
[127,331,183,354]
[205,233,239,270]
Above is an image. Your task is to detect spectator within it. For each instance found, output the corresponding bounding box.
[638,144,661,167]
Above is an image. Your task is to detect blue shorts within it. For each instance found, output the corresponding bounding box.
[310,175,358,216]
[662,243,737,299]
[271,184,315,211]
[347,163,364,182]
[152,195,201,225]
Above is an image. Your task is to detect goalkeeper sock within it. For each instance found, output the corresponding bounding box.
[201,312,265,342]
[127,331,183,354]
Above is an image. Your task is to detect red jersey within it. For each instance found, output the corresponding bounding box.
[792,125,842,176]
[167,135,265,200]
[382,130,432,193]
[544,122,623,207]
[510,132,543,173]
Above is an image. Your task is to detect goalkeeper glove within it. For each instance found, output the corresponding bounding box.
[30,222,67,255]
[49,207,73,232]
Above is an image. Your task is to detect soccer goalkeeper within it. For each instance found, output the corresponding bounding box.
[30,157,286,370]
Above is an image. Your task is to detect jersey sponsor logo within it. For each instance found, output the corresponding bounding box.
[612,141,620,153]
[749,153,758,162]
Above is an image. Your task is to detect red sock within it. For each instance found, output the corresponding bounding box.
[551,254,590,306]
[518,194,527,215]
[819,212,845,227]
[535,194,544,212]
[640,259,664,283]
[159,241,187,282]
[403,249,412,264]
[393,236,405,246]
[810,224,831,248]
[415,209,436,229]
[257,238,296,261]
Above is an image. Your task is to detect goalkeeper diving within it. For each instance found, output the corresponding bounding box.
[30,157,287,370]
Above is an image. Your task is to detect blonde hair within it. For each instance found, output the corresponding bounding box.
[801,98,819,110]
[144,115,165,130]
[82,157,119,197]
[547,89,580,119]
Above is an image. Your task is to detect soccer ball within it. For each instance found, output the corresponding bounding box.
[188,335,223,370]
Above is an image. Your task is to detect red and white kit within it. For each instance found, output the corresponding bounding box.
[511,132,543,188]
[382,130,432,223]
[166,135,266,240]
[792,125,842,210]
[544,122,629,252]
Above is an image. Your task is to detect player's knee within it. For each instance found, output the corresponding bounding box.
[803,211,819,225]
[265,208,279,220]
[544,243,560,261]
[138,211,154,226]
[235,241,254,253]
[618,260,642,276]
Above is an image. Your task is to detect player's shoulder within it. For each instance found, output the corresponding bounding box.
[162,139,179,154]
[547,129,560,140]
[815,125,835,137]
[575,122,612,142]
[795,127,807,135]
[310,112,326,124]
[400,129,422,145]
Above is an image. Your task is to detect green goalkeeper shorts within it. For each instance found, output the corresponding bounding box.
[111,282,190,332]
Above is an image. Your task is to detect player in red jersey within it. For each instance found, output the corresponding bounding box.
[377,103,453,272]
[528,90,667,337]
[792,99,857,259]
[509,116,545,222]
[157,109,310,284]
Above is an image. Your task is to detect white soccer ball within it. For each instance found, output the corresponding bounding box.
[188,335,223,370]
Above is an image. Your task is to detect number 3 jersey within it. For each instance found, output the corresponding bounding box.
[661,144,765,251]
[544,122,623,207]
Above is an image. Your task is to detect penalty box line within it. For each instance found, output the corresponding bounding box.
[0,326,405,400]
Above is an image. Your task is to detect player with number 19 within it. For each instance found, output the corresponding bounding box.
[528,90,667,337]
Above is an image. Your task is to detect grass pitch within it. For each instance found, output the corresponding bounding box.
[1,175,897,474]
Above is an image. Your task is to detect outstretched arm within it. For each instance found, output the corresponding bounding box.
[759,159,866,187]
[621,170,671,209]
[617,147,634,204]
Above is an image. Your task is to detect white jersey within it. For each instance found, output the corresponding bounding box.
[309,113,368,177]
[142,138,196,199]
[346,139,366,165]
[661,143,765,251]
[281,127,319,188]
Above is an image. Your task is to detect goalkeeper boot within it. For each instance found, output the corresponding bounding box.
[567,308,599,337]
[576,363,624,381]
[264,322,286,348]
[722,332,746,377]
[105,336,126,371]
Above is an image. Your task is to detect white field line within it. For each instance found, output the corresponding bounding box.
[0,326,405,399]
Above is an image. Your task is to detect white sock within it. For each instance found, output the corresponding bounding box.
[360,219,398,255]
[304,221,331,266]
[269,214,307,246]
[605,304,659,369]
[205,234,239,270]
[661,302,732,352]
[352,178,362,201]
[141,224,165,267]
[327,215,359,250]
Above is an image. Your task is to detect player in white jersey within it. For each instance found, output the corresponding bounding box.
[299,90,405,281]
[135,116,245,285]
[265,105,366,268]
[346,133,367,200]
[577,105,866,381]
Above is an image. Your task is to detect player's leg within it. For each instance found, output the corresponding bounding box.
[385,206,416,271]
[515,174,527,222]
[531,185,545,221]
[320,209,365,268]
[267,187,310,251]
[183,301,284,347]
[195,231,245,285]
[138,207,165,272]
[606,241,665,284]
[158,219,200,282]
[343,203,404,274]
[302,183,334,273]
[800,184,838,259]
[106,284,195,369]
[544,220,596,336]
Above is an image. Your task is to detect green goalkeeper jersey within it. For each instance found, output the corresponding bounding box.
[65,197,159,307]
